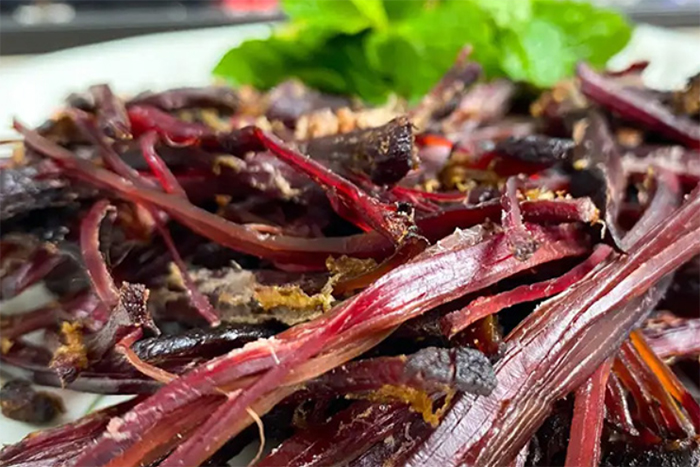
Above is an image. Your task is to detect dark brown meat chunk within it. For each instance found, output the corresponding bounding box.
[0,380,65,424]
[494,135,575,166]
[404,346,497,396]
[0,159,94,220]
[305,116,415,185]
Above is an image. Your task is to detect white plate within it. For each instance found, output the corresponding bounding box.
[0,23,273,130]
[0,22,699,451]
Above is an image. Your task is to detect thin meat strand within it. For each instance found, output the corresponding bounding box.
[81,199,119,308]
[564,359,613,467]
[501,177,538,261]
[442,244,611,337]
[139,131,187,198]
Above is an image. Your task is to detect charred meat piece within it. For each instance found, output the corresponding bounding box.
[491,135,575,175]
[0,380,65,424]
[130,322,283,365]
[405,346,497,396]
[0,158,94,221]
[304,116,416,185]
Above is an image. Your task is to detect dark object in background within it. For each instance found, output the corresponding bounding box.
[596,0,700,28]
[0,1,219,13]
[0,380,65,424]
[0,0,282,55]
[2,1,699,57]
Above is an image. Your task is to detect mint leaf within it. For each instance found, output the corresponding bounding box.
[213,37,292,89]
[365,32,436,102]
[349,0,389,30]
[316,33,392,102]
[281,0,374,34]
[215,0,633,101]
[214,29,392,104]
[500,19,577,87]
[497,1,631,87]
[382,0,428,21]
[533,0,632,68]
[473,0,532,29]
[387,0,497,95]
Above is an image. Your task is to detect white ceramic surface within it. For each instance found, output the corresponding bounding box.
[0,22,698,452]
[0,23,273,129]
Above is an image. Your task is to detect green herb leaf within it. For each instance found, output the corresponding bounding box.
[214,0,632,102]
[382,0,428,21]
[281,0,375,34]
[367,0,496,100]
[349,0,389,30]
[533,0,632,68]
[500,19,577,87]
[365,32,433,102]
[472,0,533,29]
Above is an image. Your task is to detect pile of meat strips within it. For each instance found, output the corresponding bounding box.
[1,54,699,467]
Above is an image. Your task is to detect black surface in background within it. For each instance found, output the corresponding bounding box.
[0,2,697,56]
[0,5,283,55]
[628,2,700,28]
[0,1,216,11]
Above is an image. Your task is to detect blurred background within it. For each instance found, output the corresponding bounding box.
[0,0,282,55]
[0,0,698,56]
